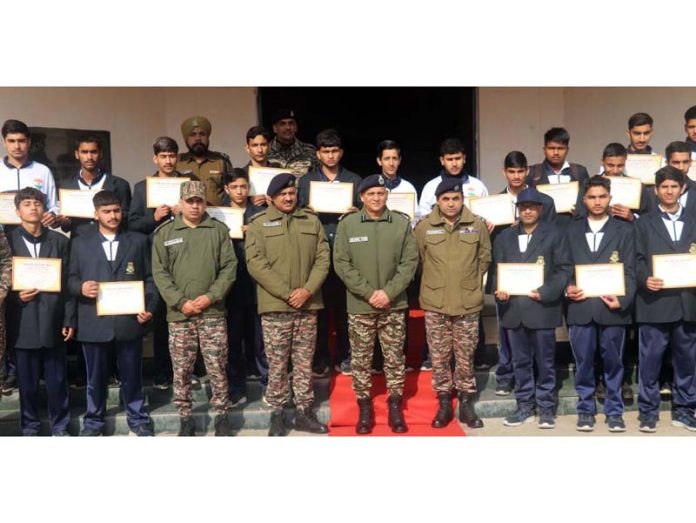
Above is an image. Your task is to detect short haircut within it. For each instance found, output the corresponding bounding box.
[153,136,179,155]
[223,167,249,186]
[14,187,46,209]
[584,175,611,195]
[684,105,696,123]
[603,143,627,159]
[628,112,653,129]
[92,190,121,209]
[377,139,401,157]
[504,151,527,169]
[76,135,102,150]
[316,128,342,149]
[655,166,686,188]
[2,119,30,138]
[246,125,271,143]
[439,137,465,157]
[543,127,570,146]
[665,141,691,160]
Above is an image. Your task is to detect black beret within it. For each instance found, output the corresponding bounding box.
[267,173,297,197]
[515,187,545,206]
[358,174,387,194]
[271,108,297,125]
[434,178,464,198]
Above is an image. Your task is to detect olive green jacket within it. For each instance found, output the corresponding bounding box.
[152,213,238,322]
[333,208,418,315]
[245,205,329,314]
[415,205,491,316]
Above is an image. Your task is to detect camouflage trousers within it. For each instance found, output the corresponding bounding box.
[262,311,317,410]
[424,311,479,394]
[169,316,230,417]
[0,306,5,394]
[348,311,406,400]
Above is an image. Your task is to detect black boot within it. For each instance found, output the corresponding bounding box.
[268,409,287,437]
[178,416,196,437]
[356,397,375,434]
[387,395,408,433]
[294,407,329,434]
[458,392,484,428]
[214,413,235,436]
[431,392,453,428]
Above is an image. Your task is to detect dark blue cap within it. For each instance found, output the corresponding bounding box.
[515,187,545,206]
[267,173,297,197]
[358,174,387,194]
[271,108,297,125]
[434,178,464,198]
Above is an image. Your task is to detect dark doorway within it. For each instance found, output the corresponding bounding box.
[258,87,476,193]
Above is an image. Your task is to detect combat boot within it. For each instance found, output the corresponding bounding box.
[431,392,453,428]
[458,392,484,428]
[214,413,235,436]
[268,409,287,437]
[356,397,375,434]
[387,395,408,433]
[294,407,329,434]
[178,416,196,437]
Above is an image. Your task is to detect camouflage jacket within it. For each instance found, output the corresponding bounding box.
[267,137,318,177]
[0,228,11,306]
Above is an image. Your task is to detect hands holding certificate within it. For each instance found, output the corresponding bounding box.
[566,284,621,310]
[494,289,541,302]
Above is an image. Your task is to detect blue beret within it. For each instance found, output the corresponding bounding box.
[515,188,545,206]
[267,173,297,197]
[358,174,387,193]
[435,178,464,198]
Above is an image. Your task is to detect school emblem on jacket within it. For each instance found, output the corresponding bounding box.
[610,250,620,263]
[126,262,135,275]
[690,243,696,254]
[536,256,545,266]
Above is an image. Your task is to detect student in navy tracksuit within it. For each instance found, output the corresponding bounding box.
[68,190,157,436]
[565,177,636,432]
[6,188,75,436]
[634,166,696,432]
[491,188,571,429]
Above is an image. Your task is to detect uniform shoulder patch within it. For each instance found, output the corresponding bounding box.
[390,209,411,222]
[338,209,358,222]
[249,210,268,222]
[153,219,174,235]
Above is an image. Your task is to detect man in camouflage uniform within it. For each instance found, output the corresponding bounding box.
[415,178,490,429]
[267,109,318,177]
[0,227,11,395]
[245,173,330,436]
[176,116,233,206]
[333,175,418,434]
[152,181,237,436]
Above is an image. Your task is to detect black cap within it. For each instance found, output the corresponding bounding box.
[267,173,297,197]
[435,178,464,198]
[515,188,545,206]
[358,174,387,194]
[271,108,297,125]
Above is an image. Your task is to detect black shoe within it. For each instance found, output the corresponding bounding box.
[214,414,235,436]
[229,391,248,408]
[638,414,658,433]
[432,392,454,428]
[153,378,172,390]
[191,375,202,390]
[576,413,596,432]
[294,408,328,434]
[495,382,513,396]
[660,383,672,398]
[672,412,696,432]
[52,431,71,437]
[458,392,484,428]
[387,395,408,433]
[268,409,287,437]
[69,376,86,390]
[538,410,556,429]
[622,383,634,402]
[312,366,330,378]
[596,381,606,402]
[108,375,120,388]
[2,375,17,395]
[420,358,432,371]
[131,424,154,437]
[356,397,375,434]
[178,416,196,437]
[606,415,626,433]
[80,427,103,437]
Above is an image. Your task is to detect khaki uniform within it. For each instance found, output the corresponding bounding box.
[267,137,318,177]
[176,151,233,206]
[415,205,491,394]
[0,230,11,393]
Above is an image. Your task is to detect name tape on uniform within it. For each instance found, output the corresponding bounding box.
[349,236,369,243]
[164,238,183,246]
[426,229,446,235]
[263,222,282,227]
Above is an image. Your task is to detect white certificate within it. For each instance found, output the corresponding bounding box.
[309,181,354,214]
[625,154,663,185]
[386,192,416,220]
[0,193,20,225]
[11,257,62,292]
[608,176,642,209]
[575,263,625,297]
[59,189,96,218]
[207,207,244,239]
[248,166,292,196]
[652,254,696,289]
[496,263,544,295]
[146,177,190,208]
[468,194,515,226]
[97,281,145,316]
[536,181,579,213]
[688,161,696,182]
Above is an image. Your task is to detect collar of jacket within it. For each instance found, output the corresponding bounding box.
[438,170,469,184]
[427,203,475,226]
[3,156,33,170]
[265,204,309,221]
[18,225,48,244]
[627,144,653,154]
[359,207,392,222]
[172,212,215,230]
[78,169,107,187]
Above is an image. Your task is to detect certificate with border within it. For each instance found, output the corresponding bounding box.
[59,189,96,218]
[248,166,292,196]
[652,254,696,289]
[309,181,353,214]
[207,207,244,239]
[146,177,190,208]
[11,257,62,292]
[97,281,145,316]
[386,192,416,220]
[0,193,20,224]
[496,263,544,295]
[575,263,625,297]
[625,154,663,185]
[468,194,515,226]
[608,176,642,209]
[536,181,579,213]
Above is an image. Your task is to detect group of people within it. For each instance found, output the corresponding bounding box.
[1,103,696,437]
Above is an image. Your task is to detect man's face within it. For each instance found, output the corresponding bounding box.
[503,167,527,190]
[583,186,611,218]
[245,134,270,164]
[543,141,568,167]
[94,203,122,230]
[180,196,206,222]
[16,198,45,224]
[437,192,464,220]
[627,124,652,151]
[602,155,626,177]
[518,202,542,226]
[655,179,683,207]
[224,178,250,207]
[439,152,465,176]
[185,128,209,156]
[377,149,401,178]
[271,187,298,213]
[360,187,388,216]
[668,152,692,175]
[75,141,101,172]
[153,151,178,175]
[317,146,343,169]
[685,119,696,142]
[3,132,30,163]
[272,118,297,144]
